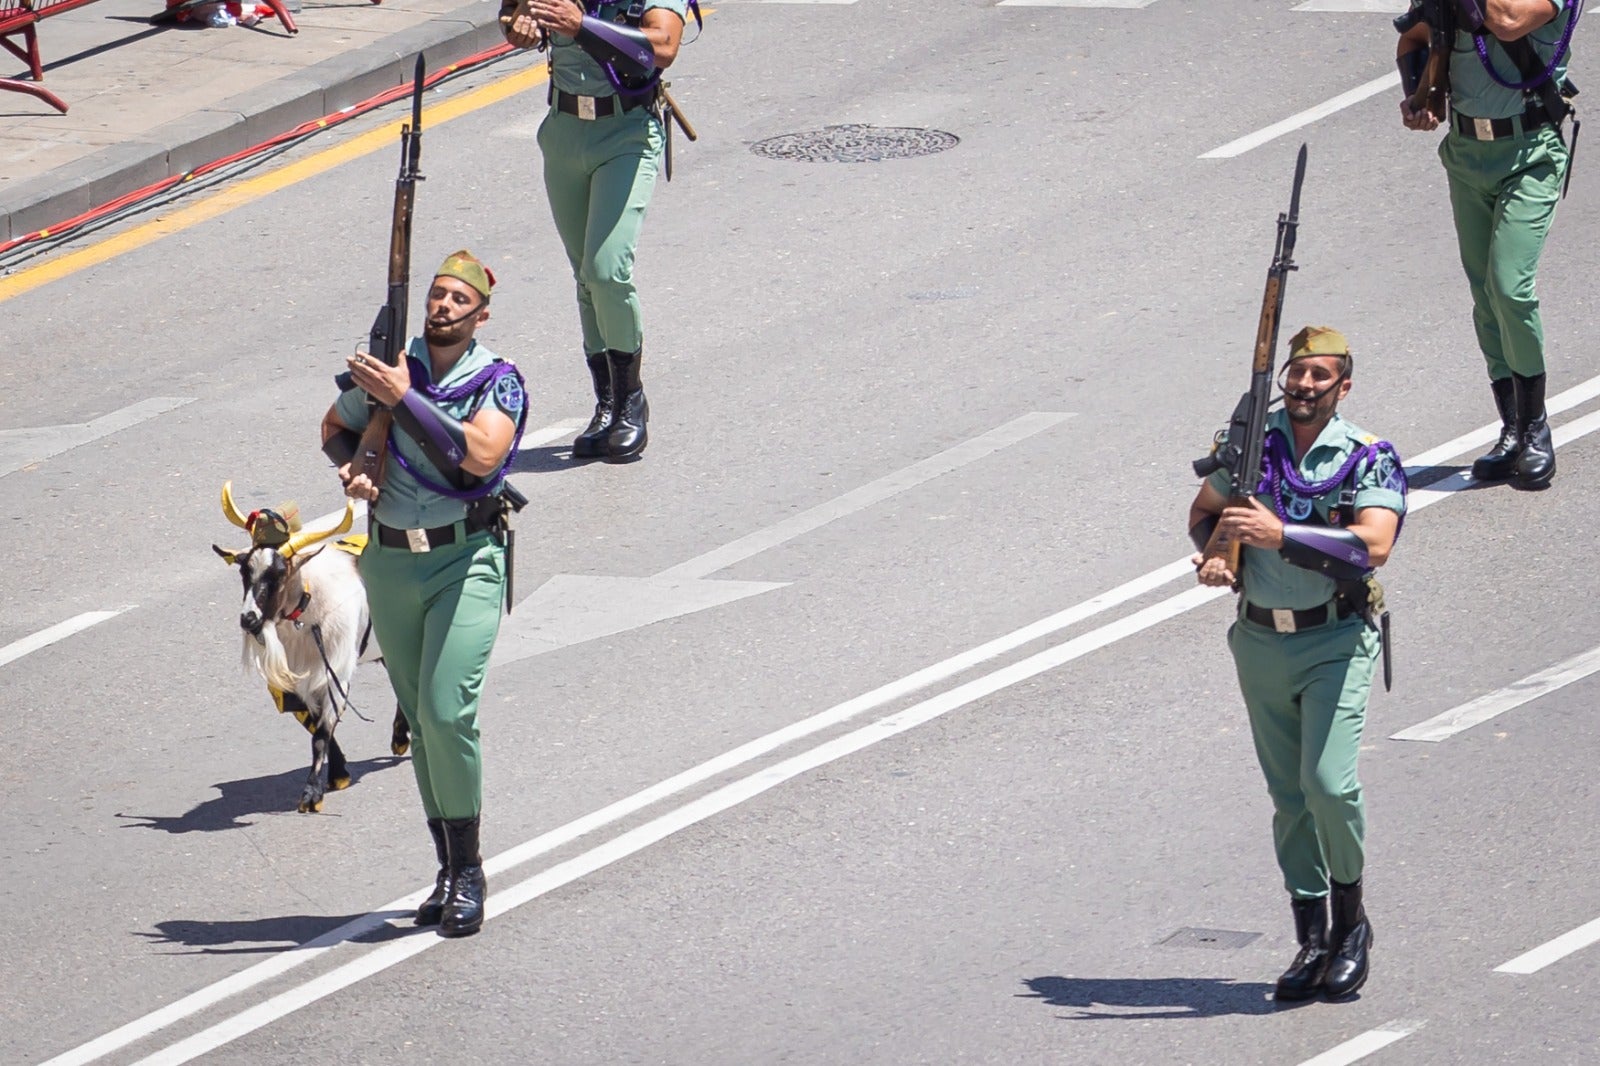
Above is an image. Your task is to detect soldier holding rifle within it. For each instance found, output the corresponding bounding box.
[501,0,698,462]
[1189,151,1408,1001]
[1397,0,1578,489]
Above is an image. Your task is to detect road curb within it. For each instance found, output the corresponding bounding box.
[0,0,506,246]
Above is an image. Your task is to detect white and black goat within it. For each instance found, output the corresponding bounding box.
[213,482,409,813]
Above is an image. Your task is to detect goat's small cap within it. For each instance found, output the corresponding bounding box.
[436,249,495,299]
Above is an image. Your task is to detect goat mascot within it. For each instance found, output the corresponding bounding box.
[213,481,409,812]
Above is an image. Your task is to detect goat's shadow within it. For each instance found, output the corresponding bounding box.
[1019,975,1290,1019]
[137,910,418,955]
[116,756,406,833]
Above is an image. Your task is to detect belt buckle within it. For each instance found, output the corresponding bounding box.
[1271,608,1297,634]
[1473,116,1494,141]
[405,527,432,554]
[577,95,597,121]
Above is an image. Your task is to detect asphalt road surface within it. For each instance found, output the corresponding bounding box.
[3,1,1598,1063]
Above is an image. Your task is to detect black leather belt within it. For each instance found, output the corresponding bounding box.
[372,516,487,552]
[1243,602,1340,634]
[553,88,650,119]
[1452,107,1554,141]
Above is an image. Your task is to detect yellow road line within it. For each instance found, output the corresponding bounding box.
[0,62,549,305]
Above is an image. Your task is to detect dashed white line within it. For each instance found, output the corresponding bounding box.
[1392,643,1600,742]
[0,397,193,476]
[1200,72,1401,159]
[1297,1020,1425,1066]
[0,608,133,670]
[1496,916,1600,975]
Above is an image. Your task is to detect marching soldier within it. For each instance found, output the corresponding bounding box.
[1188,327,1408,1001]
[1398,0,1578,489]
[502,0,692,462]
[321,250,528,938]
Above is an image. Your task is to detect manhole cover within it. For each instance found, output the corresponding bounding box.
[750,124,960,163]
[1157,928,1262,951]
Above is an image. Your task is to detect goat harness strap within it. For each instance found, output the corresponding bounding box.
[283,584,312,623]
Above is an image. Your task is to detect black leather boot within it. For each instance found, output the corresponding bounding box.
[1324,877,1373,999]
[1275,896,1331,1001]
[439,816,486,938]
[571,351,614,459]
[603,347,648,461]
[413,818,452,927]
[1512,372,1555,489]
[1471,376,1520,481]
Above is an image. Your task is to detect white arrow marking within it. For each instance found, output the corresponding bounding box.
[0,397,193,477]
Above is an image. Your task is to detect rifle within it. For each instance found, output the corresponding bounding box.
[350,54,427,490]
[1192,143,1309,577]
[1395,0,1461,121]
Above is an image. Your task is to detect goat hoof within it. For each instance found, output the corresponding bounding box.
[330,774,352,791]
[391,737,410,757]
[298,794,324,813]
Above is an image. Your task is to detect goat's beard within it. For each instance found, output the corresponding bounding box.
[242,624,302,694]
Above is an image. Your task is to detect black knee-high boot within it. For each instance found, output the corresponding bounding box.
[1275,896,1331,1001]
[1512,372,1555,489]
[572,351,615,459]
[1324,877,1373,999]
[603,347,648,460]
[1471,376,1520,481]
[439,817,486,937]
[413,818,452,927]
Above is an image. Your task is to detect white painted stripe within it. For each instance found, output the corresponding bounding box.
[0,608,132,669]
[998,0,1158,7]
[711,0,858,4]
[49,389,1600,1064]
[1496,916,1600,974]
[125,584,1226,1066]
[1297,1020,1425,1066]
[1200,73,1400,159]
[1293,0,1407,12]
[0,397,193,477]
[517,417,586,448]
[1393,643,1600,742]
[658,412,1073,579]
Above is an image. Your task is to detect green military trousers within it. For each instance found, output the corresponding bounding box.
[360,529,506,820]
[1439,124,1569,381]
[1228,613,1379,899]
[538,105,664,356]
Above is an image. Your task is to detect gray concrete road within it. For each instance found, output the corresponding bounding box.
[3,1,1598,1064]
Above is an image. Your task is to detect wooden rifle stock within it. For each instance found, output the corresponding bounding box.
[1398,0,1452,121]
[351,55,426,492]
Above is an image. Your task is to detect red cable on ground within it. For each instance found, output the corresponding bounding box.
[0,42,515,261]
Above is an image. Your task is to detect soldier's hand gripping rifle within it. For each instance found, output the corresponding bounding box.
[1395,0,1475,120]
[1191,144,1309,579]
[330,55,427,487]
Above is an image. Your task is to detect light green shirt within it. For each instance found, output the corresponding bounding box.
[1450,0,1572,120]
[1207,411,1406,611]
[335,338,508,530]
[548,0,688,98]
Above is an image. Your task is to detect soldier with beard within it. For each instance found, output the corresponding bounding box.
[1188,327,1407,1001]
[321,250,528,939]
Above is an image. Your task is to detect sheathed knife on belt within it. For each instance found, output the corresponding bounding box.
[659,83,697,182]
[1380,610,1393,691]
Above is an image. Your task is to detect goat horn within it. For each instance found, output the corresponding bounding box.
[221,481,252,530]
[282,501,355,559]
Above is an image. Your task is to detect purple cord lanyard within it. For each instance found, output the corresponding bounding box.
[385,345,530,501]
[1472,0,1582,91]
[1256,428,1409,539]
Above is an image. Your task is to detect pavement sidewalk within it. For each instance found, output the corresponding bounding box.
[0,0,510,244]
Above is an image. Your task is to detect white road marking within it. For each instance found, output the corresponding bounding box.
[1296,1020,1425,1066]
[123,584,1227,1066]
[0,397,193,477]
[998,0,1160,7]
[1293,0,1407,11]
[1200,72,1400,159]
[51,388,1600,1064]
[0,608,133,670]
[658,412,1073,579]
[1496,916,1600,975]
[1392,643,1600,743]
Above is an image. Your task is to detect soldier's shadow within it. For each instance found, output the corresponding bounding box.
[136,910,418,955]
[115,757,406,833]
[1019,975,1290,1019]
[508,443,579,474]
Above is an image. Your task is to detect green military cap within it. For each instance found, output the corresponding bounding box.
[1287,325,1350,360]
[435,249,496,299]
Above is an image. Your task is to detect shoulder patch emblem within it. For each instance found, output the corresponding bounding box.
[494,373,526,418]
[1376,451,1406,493]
